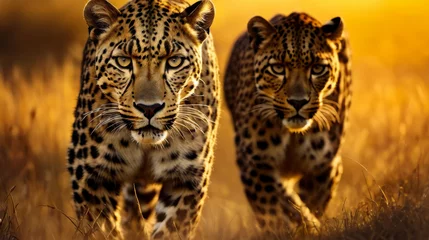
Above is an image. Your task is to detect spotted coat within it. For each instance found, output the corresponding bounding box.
[67,0,219,239]
[224,12,352,233]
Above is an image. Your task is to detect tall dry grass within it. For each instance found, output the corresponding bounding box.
[1,0,429,239]
[0,58,79,239]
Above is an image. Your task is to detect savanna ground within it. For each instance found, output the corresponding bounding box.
[1,0,429,239]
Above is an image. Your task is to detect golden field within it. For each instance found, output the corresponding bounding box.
[1,0,429,239]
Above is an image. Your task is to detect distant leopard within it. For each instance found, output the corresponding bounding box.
[67,0,219,239]
[224,12,352,233]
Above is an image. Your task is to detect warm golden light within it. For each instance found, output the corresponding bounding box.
[1,0,429,239]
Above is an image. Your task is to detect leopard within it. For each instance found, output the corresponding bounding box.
[224,12,352,233]
[66,0,220,239]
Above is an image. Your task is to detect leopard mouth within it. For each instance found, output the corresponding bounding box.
[282,115,313,132]
[289,115,306,122]
[131,125,168,144]
[137,125,164,133]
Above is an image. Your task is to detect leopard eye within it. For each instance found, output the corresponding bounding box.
[115,57,132,69]
[167,56,184,69]
[270,64,285,75]
[311,64,328,75]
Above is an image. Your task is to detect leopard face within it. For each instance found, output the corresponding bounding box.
[85,0,214,144]
[248,13,344,132]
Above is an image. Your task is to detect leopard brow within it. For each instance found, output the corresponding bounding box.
[164,41,172,56]
[268,58,289,65]
[311,56,329,65]
[318,59,330,65]
[157,41,173,59]
[125,39,135,55]
[268,58,279,64]
[110,40,137,58]
[158,41,182,59]
[111,43,128,58]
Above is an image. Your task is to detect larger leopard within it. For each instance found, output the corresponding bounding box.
[67,0,220,239]
[224,12,352,233]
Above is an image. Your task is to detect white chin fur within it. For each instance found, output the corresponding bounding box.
[282,118,313,133]
[131,130,168,145]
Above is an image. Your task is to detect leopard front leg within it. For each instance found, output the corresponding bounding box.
[122,181,161,238]
[297,155,343,217]
[238,153,320,234]
[151,172,210,240]
[67,147,124,239]
[290,125,344,218]
[149,138,214,239]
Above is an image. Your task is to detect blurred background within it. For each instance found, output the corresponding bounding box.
[1,0,429,239]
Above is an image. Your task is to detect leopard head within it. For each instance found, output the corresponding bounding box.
[248,13,344,132]
[84,0,215,144]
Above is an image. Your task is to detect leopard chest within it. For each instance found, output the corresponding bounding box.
[279,130,339,177]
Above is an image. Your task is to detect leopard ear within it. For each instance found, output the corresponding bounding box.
[181,0,215,42]
[247,16,276,52]
[84,0,121,41]
[322,17,343,40]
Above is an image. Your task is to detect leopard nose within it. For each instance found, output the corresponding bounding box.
[287,99,309,111]
[134,102,165,119]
